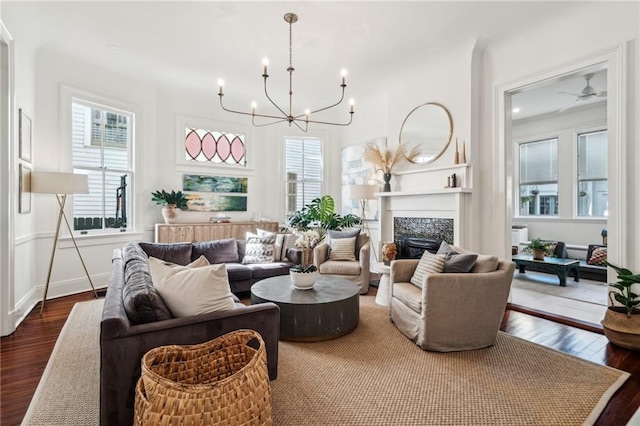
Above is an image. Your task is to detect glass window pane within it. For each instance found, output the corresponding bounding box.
[104,172,130,228]
[518,183,558,216]
[577,130,607,217]
[184,128,246,166]
[73,171,103,231]
[519,138,557,185]
[284,137,322,219]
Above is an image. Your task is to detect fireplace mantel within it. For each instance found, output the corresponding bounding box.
[376,187,471,197]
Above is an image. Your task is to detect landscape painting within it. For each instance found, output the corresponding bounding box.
[185,193,247,212]
[183,174,248,193]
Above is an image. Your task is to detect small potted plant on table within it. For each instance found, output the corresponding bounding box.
[601,262,640,351]
[526,238,550,260]
[151,190,188,224]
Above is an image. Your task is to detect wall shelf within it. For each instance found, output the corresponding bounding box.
[393,163,470,176]
[375,187,472,197]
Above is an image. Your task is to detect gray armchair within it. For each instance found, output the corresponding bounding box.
[314,233,370,294]
[389,258,515,352]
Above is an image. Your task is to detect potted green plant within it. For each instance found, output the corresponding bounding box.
[151,190,188,224]
[526,238,550,260]
[288,195,360,241]
[601,262,640,351]
[289,264,319,290]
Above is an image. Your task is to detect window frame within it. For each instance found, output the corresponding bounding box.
[60,84,141,237]
[283,136,324,220]
[575,127,608,218]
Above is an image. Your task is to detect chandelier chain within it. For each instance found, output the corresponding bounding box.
[289,19,293,70]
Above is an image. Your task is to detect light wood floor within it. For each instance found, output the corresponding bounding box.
[1,288,639,426]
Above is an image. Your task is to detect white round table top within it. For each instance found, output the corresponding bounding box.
[373,262,391,274]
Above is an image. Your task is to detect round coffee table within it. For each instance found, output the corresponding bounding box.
[250,275,359,342]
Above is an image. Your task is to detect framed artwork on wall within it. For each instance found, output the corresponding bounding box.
[19,109,32,162]
[18,164,31,214]
[182,174,248,193]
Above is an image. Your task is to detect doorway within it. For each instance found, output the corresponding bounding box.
[500,50,625,326]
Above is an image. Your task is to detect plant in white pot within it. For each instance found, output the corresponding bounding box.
[290,230,320,290]
[151,190,188,224]
[601,261,640,351]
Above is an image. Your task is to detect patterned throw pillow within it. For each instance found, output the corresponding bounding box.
[410,251,446,288]
[329,237,357,261]
[242,230,276,264]
[588,247,607,266]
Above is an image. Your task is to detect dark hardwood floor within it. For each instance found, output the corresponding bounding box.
[2,290,639,426]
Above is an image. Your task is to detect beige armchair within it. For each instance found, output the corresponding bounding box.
[314,233,370,294]
[389,258,515,352]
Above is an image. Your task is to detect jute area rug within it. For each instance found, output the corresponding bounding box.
[23,297,628,425]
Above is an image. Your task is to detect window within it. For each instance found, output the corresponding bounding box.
[518,138,558,216]
[185,127,246,166]
[284,137,322,217]
[72,100,133,232]
[577,130,607,216]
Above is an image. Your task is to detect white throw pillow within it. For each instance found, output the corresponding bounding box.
[150,255,210,269]
[242,230,276,264]
[329,236,357,261]
[410,251,446,288]
[148,257,235,317]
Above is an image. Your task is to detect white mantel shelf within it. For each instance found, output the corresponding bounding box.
[375,187,472,197]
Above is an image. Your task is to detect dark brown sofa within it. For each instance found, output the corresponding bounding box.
[100,243,281,426]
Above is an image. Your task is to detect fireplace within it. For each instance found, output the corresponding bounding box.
[394,217,454,258]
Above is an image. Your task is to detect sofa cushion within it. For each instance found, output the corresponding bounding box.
[329,236,357,261]
[192,238,239,264]
[121,243,172,324]
[439,242,498,273]
[588,247,608,266]
[224,263,253,282]
[139,242,192,266]
[148,257,236,317]
[247,262,293,280]
[410,251,446,288]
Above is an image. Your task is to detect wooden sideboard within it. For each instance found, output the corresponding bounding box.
[155,221,280,243]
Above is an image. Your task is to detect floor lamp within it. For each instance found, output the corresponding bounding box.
[348,184,378,261]
[31,172,99,314]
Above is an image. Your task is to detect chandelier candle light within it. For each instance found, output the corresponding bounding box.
[218,13,354,132]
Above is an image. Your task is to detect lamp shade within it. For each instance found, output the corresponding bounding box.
[31,172,89,195]
[348,184,377,200]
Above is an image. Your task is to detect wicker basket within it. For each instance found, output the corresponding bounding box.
[134,329,272,425]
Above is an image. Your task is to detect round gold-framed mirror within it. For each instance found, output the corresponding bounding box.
[399,102,453,165]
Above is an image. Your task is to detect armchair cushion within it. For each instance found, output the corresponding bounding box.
[318,260,361,275]
[327,228,361,259]
[329,236,357,261]
[410,251,446,288]
[393,282,422,314]
[438,242,498,273]
[443,254,478,273]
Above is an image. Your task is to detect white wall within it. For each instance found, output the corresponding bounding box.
[479,2,639,272]
[512,103,607,247]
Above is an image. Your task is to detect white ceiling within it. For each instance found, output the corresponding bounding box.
[3,1,593,116]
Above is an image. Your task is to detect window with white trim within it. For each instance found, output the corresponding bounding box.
[72,99,133,232]
[284,137,322,217]
[577,129,608,217]
[518,138,558,216]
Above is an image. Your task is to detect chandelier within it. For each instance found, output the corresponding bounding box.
[217,12,354,132]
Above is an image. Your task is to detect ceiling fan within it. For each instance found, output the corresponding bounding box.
[557,73,607,112]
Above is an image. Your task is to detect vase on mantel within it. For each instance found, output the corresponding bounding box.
[161,204,178,224]
[383,173,392,192]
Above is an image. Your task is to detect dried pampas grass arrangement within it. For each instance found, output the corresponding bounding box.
[363,144,420,174]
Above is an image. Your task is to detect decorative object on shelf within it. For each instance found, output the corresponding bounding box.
[450,173,457,188]
[446,176,451,188]
[461,140,467,163]
[31,172,99,314]
[288,195,360,240]
[453,137,460,164]
[399,102,453,166]
[152,190,188,224]
[212,213,231,223]
[19,108,32,162]
[363,143,419,192]
[289,264,319,290]
[381,242,398,266]
[526,238,550,260]
[601,262,640,350]
[217,12,354,132]
[601,228,608,246]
